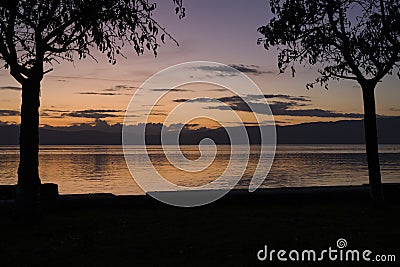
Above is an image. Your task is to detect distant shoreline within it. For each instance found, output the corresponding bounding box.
[1,117,399,145]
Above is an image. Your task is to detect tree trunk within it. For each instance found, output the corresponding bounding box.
[16,78,42,214]
[361,82,384,205]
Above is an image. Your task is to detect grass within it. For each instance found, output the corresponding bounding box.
[0,196,399,266]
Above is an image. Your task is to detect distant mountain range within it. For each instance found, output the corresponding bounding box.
[0,117,399,145]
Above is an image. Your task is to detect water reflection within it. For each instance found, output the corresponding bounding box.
[0,145,399,195]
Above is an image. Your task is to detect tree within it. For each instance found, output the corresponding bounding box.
[0,0,184,212]
[258,0,400,204]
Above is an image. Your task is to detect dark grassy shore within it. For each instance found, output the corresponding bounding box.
[0,185,399,266]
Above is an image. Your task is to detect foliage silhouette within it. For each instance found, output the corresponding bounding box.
[258,0,400,204]
[0,0,184,212]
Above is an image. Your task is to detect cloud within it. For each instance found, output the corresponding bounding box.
[0,86,21,91]
[173,96,265,114]
[176,94,363,119]
[216,100,362,118]
[259,94,311,102]
[196,65,237,74]
[62,109,125,119]
[39,108,71,119]
[77,84,136,96]
[207,88,231,92]
[173,94,311,104]
[173,97,218,103]
[141,104,165,107]
[104,85,137,92]
[48,75,137,83]
[42,108,70,113]
[40,112,51,117]
[78,92,130,96]
[229,64,274,76]
[149,88,194,92]
[207,102,254,113]
[68,109,124,114]
[166,123,202,131]
[0,110,20,116]
[196,64,272,77]
[146,111,168,116]
[268,102,363,118]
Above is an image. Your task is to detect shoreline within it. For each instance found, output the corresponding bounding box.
[1,183,400,208]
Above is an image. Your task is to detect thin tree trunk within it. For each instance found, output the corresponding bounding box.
[361,82,384,205]
[16,78,42,213]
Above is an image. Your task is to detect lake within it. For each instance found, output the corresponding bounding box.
[0,145,399,195]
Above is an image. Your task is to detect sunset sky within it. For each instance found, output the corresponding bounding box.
[0,0,399,127]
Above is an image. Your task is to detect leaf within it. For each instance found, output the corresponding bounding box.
[0,0,182,72]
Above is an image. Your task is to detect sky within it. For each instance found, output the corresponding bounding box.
[0,0,399,128]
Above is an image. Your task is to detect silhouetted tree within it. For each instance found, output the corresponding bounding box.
[0,0,184,212]
[258,0,400,204]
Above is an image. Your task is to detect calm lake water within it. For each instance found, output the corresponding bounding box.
[0,145,399,195]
